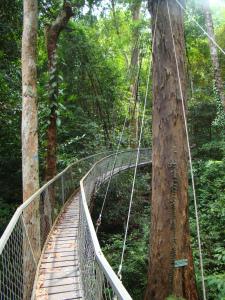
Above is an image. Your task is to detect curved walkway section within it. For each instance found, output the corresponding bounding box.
[0,149,151,300]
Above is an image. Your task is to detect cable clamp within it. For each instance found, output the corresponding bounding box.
[96,214,102,227]
[117,264,122,280]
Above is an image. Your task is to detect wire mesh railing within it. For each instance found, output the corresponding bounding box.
[79,148,151,300]
[0,151,109,300]
[0,149,151,300]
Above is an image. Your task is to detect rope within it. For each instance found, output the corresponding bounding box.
[96,117,127,233]
[166,1,206,299]
[117,0,159,280]
[95,58,143,233]
[176,0,225,55]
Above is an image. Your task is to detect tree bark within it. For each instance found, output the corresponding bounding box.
[22,0,39,203]
[22,0,40,297]
[203,0,225,111]
[145,1,198,299]
[45,1,73,181]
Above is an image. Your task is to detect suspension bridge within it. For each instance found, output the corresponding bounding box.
[1,0,225,298]
[0,149,151,300]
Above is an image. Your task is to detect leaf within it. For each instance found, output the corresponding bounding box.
[52,82,57,88]
[58,75,63,81]
[56,118,61,127]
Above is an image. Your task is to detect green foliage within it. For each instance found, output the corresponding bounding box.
[96,170,151,300]
[205,274,225,300]
[102,230,149,300]
[189,159,225,299]
[0,199,17,236]
[191,160,225,267]
[0,0,225,298]
[0,0,22,228]
[97,160,225,299]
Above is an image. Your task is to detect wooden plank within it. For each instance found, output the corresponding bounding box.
[44,249,77,254]
[45,239,77,246]
[52,229,77,237]
[42,257,78,264]
[36,290,82,300]
[61,213,79,216]
[50,234,78,238]
[57,220,78,223]
[58,218,78,221]
[56,226,78,229]
[41,276,80,288]
[49,235,77,241]
[56,225,78,228]
[44,248,76,254]
[39,268,80,280]
[49,236,78,242]
[51,231,78,235]
[39,284,82,295]
[47,240,76,246]
[40,260,78,269]
[45,244,77,251]
[42,256,77,263]
[43,251,77,257]
[40,265,78,273]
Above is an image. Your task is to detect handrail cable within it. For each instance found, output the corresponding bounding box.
[166,1,207,300]
[176,0,225,55]
[117,0,159,280]
[95,54,143,233]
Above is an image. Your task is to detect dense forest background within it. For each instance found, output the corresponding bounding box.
[0,0,224,299]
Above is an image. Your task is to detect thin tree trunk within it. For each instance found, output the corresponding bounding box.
[145,1,198,299]
[45,1,73,181]
[85,66,111,145]
[111,0,120,35]
[129,0,141,148]
[42,2,74,244]
[22,0,39,204]
[22,0,40,297]
[203,0,225,111]
[111,0,129,67]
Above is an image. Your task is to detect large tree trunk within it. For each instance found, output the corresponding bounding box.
[203,0,225,111]
[45,1,73,181]
[22,0,40,298]
[145,1,198,299]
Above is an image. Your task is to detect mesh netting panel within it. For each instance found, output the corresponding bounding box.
[0,152,109,299]
[79,149,151,299]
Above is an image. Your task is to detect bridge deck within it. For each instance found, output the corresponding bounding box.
[34,161,150,299]
[35,192,83,300]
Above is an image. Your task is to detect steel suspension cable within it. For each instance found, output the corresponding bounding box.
[96,54,143,233]
[95,117,127,233]
[176,0,225,55]
[117,1,159,280]
[166,1,206,299]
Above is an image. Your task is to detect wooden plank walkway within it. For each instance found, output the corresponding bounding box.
[34,192,83,300]
[33,161,150,300]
